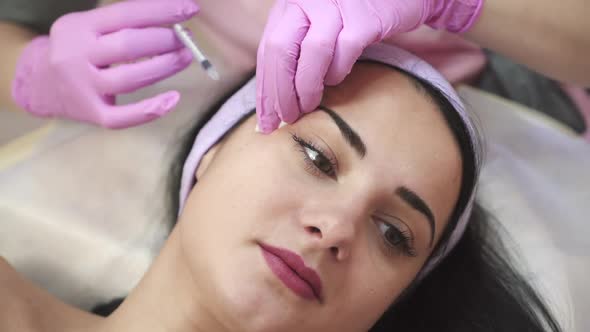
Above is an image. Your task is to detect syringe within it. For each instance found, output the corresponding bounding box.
[173,24,219,81]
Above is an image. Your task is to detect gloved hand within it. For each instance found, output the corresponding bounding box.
[12,0,199,129]
[256,0,483,133]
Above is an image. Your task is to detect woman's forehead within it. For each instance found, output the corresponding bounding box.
[322,63,449,142]
[323,63,435,115]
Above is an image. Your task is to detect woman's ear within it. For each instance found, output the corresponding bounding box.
[195,144,220,180]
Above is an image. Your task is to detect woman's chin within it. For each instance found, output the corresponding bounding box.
[210,249,313,332]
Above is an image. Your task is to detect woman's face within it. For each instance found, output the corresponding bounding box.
[178,63,463,332]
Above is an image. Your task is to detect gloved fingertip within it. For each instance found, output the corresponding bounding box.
[256,101,281,134]
[181,1,200,18]
[163,92,180,110]
[325,63,353,86]
[257,118,280,135]
[161,92,180,112]
[256,122,275,135]
[278,107,301,124]
[324,73,346,86]
[300,93,323,115]
[146,91,180,117]
[179,48,194,65]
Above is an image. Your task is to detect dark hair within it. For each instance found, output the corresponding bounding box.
[92,68,563,332]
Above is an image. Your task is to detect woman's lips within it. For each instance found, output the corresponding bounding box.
[258,242,323,302]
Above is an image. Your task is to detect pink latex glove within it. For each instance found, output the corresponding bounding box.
[12,0,200,129]
[256,0,484,133]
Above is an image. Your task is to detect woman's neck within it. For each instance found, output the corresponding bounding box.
[0,257,102,332]
[0,231,230,332]
[95,229,232,332]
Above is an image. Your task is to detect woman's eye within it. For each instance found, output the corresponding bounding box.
[291,134,337,178]
[303,146,334,175]
[377,219,417,257]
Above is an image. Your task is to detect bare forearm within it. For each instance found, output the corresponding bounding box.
[464,0,590,86]
[0,21,37,112]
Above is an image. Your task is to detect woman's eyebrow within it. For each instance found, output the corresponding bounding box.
[318,105,367,158]
[395,186,436,247]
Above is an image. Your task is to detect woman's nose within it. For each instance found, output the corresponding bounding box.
[301,209,359,261]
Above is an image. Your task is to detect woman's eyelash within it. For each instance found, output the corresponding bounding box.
[377,219,418,258]
[291,133,338,179]
[392,229,417,257]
